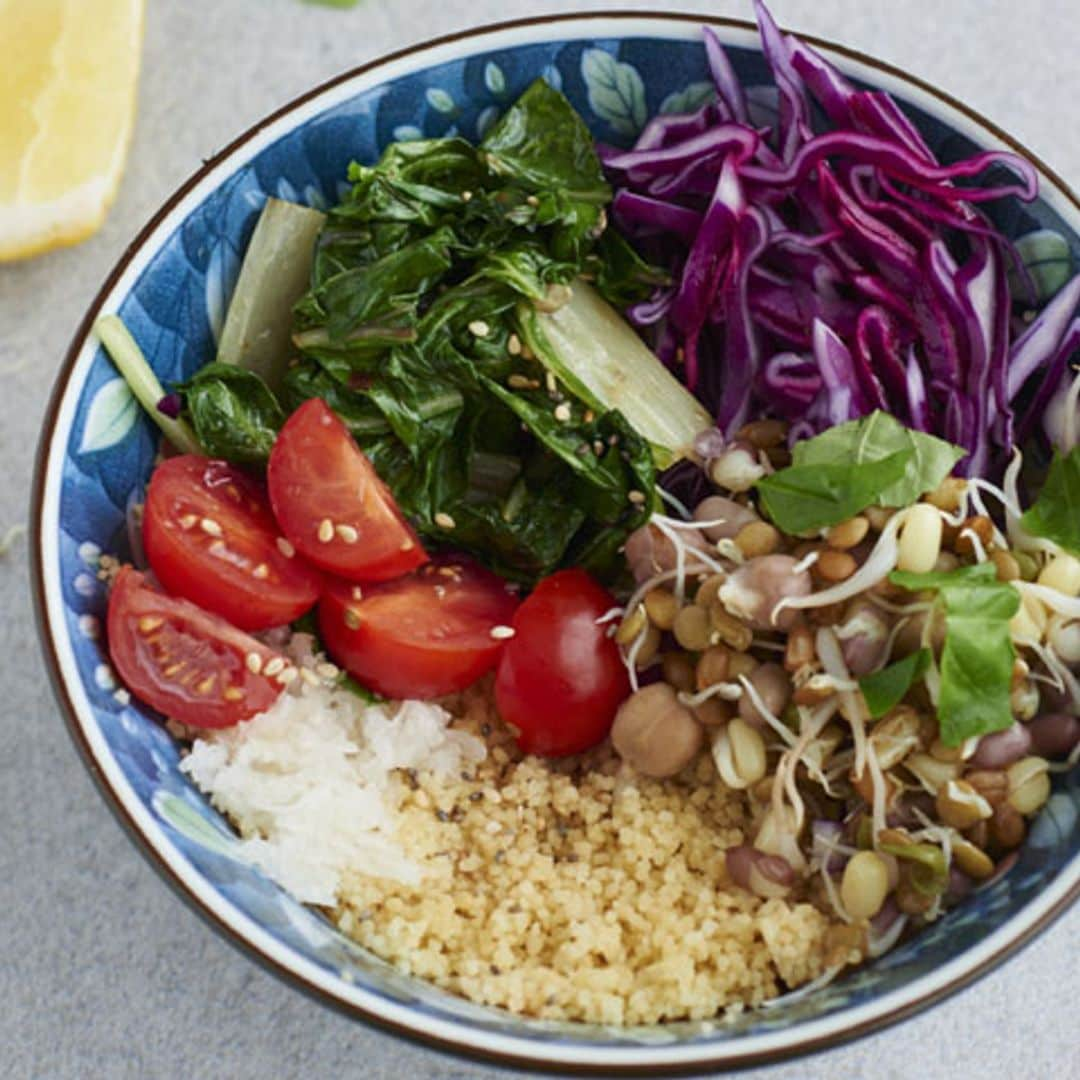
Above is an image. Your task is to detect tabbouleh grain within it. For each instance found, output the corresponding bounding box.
[333,679,839,1025]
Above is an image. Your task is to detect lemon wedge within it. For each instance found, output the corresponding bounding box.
[0,0,144,261]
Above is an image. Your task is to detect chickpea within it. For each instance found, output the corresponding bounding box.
[610,684,704,778]
[718,554,812,631]
[623,521,710,583]
[738,662,791,729]
[692,495,760,542]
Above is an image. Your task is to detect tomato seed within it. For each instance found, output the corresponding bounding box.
[400,538,415,551]
[300,668,320,687]
[245,652,263,675]
[351,586,363,601]
[335,523,359,544]
[137,616,163,634]
[252,562,269,579]
[317,519,334,543]
[199,517,223,537]
[178,514,197,529]
[276,537,296,558]
[344,608,361,630]
[277,667,298,684]
[223,687,244,701]
[489,625,516,640]
[195,675,215,695]
[263,657,285,677]
[316,662,339,680]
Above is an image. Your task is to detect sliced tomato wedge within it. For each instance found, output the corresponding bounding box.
[107,567,285,729]
[267,398,427,582]
[318,554,519,699]
[143,455,322,631]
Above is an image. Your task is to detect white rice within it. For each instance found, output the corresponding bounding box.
[180,658,486,906]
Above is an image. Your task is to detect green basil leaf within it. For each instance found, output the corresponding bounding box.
[1019,444,1080,556]
[178,363,284,465]
[889,563,1019,746]
[756,448,913,533]
[792,411,966,507]
[859,648,931,719]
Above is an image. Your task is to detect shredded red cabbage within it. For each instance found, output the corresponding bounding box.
[607,0,1079,477]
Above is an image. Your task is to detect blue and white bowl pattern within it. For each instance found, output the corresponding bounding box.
[34,16,1080,1072]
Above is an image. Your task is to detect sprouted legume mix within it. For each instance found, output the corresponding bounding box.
[95,1,1080,1024]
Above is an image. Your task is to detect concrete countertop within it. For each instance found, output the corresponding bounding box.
[2,1,1076,1076]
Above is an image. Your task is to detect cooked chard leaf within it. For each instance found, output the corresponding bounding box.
[179,363,284,464]
[480,78,611,203]
[587,229,672,309]
[756,449,914,533]
[216,197,326,392]
[889,563,1019,746]
[1019,444,1080,555]
[283,79,670,584]
[791,411,966,508]
[859,648,931,719]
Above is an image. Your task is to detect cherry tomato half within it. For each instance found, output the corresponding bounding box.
[142,455,323,631]
[267,398,427,582]
[495,569,629,756]
[318,554,519,699]
[107,566,285,729]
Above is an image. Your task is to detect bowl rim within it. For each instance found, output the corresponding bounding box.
[29,9,1080,1075]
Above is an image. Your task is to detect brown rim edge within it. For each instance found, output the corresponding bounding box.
[29,10,1080,1076]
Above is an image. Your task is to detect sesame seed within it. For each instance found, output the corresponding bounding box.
[628,490,646,505]
[245,652,263,675]
[489,625,516,640]
[344,608,361,630]
[434,585,447,599]
[114,688,131,705]
[200,517,223,537]
[252,563,269,579]
[316,662,340,680]
[526,194,539,206]
[137,616,163,634]
[593,439,605,456]
[584,409,595,423]
[335,523,359,544]
[553,403,572,422]
[276,537,295,558]
[434,512,457,530]
[508,374,538,390]
[507,333,522,356]
[263,656,285,677]
[277,666,298,685]
[461,189,473,202]
[178,514,198,529]
[545,371,557,393]
[468,319,491,338]
[317,518,334,543]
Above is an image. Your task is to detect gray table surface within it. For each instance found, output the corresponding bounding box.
[3,1,1078,1077]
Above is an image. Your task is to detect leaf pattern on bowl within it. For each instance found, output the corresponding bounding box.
[78,378,139,455]
[580,47,647,137]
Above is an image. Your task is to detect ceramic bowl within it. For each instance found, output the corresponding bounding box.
[31,13,1080,1074]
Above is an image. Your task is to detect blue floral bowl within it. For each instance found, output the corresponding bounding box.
[30,13,1080,1074]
